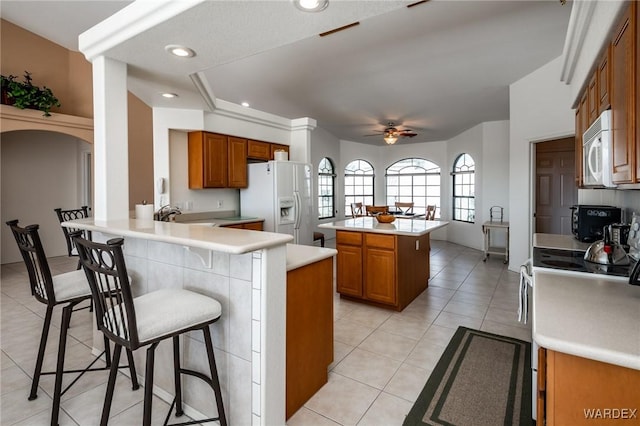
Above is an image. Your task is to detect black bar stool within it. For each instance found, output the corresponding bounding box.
[73,233,227,426]
[5,220,139,426]
[54,206,91,270]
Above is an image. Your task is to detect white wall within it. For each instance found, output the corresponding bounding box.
[509,56,575,271]
[310,126,341,239]
[578,189,640,223]
[443,121,508,250]
[153,102,299,214]
[1,131,90,264]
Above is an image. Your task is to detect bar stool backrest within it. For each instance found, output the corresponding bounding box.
[54,206,91,258]
[5,220,56,304]
[72,234,140,350]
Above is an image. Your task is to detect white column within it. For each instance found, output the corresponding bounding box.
[289,117,317,163]
[92,56,129,220]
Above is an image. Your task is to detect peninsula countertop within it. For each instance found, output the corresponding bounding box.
[319,217,448,236]
[533,233,591,251]
[286,244,337,271]
[533,268,640,370]
[63,218,292,254]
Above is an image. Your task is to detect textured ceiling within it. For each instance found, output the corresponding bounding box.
[0,0,573,145]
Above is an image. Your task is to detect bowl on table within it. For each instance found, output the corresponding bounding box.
[375,213,396,223]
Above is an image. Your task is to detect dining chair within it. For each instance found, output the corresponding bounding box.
[5,220,139,426]
[350,202,364,217]
[425,205,437,220]
[73,233,227,426]
[54,206,91,270]
[365,205,388,216]
[395,202,414,215]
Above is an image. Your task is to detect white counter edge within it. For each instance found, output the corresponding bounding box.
[319,218,449,236]
[286,244,337,271]
[62,218,293,254]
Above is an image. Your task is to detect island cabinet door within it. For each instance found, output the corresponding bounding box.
[336,231,363,297]
[364,234,396,305]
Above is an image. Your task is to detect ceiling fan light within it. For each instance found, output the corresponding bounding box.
[384,134,398,145]
[294,0,329,12]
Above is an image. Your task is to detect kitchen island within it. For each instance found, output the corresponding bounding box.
[533,257,640,425]
[62,218,333,426]
[320,217,448,311]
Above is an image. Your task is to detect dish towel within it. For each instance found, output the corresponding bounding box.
[518,259,533,324]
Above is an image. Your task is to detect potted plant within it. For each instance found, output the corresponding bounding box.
[0,71,61,116]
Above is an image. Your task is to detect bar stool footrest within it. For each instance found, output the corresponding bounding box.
[162,368,223,426]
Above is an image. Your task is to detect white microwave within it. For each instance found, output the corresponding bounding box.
[582,109,616,188]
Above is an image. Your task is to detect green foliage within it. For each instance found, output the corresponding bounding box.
[0,71,61,116]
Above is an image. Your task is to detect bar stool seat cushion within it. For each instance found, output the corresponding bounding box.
[42,270,92,302]
[106,289,222,344]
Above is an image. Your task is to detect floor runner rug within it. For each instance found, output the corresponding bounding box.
[403,326,532,426]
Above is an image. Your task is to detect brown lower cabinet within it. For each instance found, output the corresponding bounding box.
[219,220,264,231]
[286,257,333,419]
[538,348,640,425]
[335,230,430,311]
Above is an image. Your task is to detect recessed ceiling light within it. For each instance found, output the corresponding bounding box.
[161,93,178,98]
[165,45,196,58]
[293,0,329,12]
[241,102,250,107]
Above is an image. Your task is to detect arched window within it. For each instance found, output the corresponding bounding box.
[386,158,441,218]
[452,153,475,222]
[318,157,336,219]
[344,159,374,216]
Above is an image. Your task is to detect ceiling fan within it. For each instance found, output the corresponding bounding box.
[365,122,418,145]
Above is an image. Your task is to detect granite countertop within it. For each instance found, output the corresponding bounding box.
[286,244,337,271]
[533,269,640,370]
[533,233,591,251]
[319,217,448,237]
[173,210,264,227]
[63,218,292,254]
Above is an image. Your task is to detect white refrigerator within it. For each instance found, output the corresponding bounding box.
[240,161,314,246]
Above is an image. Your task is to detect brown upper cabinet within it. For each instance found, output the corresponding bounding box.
[270,143,290,160]
[247,140,290,161]
[587,72,599,125]
[610,2,636,184]
[188,131,248,189]
[574,92,588,187]
[598,47,611,112]
[247,140,271,161]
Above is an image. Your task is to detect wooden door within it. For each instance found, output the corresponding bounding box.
[227,137,247,188]
[598,48,611,112]
[535,138,577,235]
[610,3,636,183]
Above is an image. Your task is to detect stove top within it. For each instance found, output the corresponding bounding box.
[533,247,634,278]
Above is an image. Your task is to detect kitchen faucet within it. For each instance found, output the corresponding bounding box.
[154,204,182,222]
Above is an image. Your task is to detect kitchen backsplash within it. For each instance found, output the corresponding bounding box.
[578,188,640,223]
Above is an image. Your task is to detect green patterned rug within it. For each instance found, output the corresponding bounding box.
[404,326,532,426]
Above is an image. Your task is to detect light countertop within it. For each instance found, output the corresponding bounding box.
[533,269,640,370]
[286,244,337,271]
[319,217,448,237]
[533,233,591,251]
[63,218,292,254]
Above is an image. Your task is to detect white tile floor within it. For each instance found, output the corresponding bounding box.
[1,240,531,425]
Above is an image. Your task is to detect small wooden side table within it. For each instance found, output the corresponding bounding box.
[482,220,509,263]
